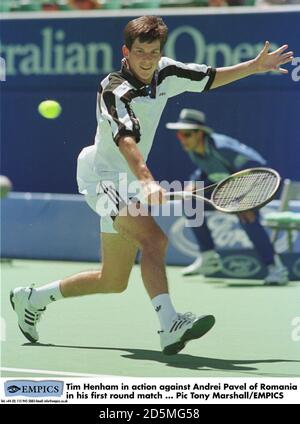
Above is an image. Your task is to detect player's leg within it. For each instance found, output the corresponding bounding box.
[10,231,138,343]
[114,202,169,299]
[60,232,138,297]
[113,202,215,354]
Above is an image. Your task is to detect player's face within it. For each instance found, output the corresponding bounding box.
[123,38,162,84]
[177,130,201,151]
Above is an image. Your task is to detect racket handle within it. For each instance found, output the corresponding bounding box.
[165,193,178,201]
[165,191,193,201]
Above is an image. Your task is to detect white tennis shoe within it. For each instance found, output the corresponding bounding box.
[181,250,222,276]
[10,286,46,343]
[264,264,289,286]
[159,312,215,355]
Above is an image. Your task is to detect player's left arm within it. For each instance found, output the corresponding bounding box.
[211,41,294,89]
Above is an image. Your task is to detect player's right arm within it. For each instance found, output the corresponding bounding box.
[99,75,166,205]
[118,136,166,205]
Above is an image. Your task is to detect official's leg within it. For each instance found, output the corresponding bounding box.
[189,215,215,252]
[239,213,274,266]
[239,213,289,285]
[182,192,221,276]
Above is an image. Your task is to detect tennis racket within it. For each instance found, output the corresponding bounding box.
[165,167,281,213]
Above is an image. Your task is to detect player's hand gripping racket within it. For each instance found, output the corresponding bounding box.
[165,167,281,213]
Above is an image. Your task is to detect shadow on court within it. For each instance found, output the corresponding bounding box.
[191,278,300,287]
[222,283,298,288]
[204,281,299,288]
[184,279,288,288]
[223,283,293,290]
[23,343,300,373]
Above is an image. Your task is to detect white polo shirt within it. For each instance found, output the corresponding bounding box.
[77,56,216,196]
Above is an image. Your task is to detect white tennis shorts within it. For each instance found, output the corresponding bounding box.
[77,146,145,234]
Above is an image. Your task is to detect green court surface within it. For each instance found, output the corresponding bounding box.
[1,260,300,378]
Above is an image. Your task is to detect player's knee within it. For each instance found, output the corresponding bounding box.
[98,278,129,294]
[93,271,102,283]
[158,233,168,252]
[91,271,128,294]
[110,281,129,293]
[140,231,168,254]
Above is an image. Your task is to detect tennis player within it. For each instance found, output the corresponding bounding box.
[166,109,289,284]
[10,16,293,354]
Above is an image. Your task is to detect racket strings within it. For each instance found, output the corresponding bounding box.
[212,172,278,211]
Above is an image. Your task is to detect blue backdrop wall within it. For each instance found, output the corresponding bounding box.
[1,10,300,194]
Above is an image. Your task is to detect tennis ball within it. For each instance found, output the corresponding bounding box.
[38,100,62,119]
[0,175,12,198]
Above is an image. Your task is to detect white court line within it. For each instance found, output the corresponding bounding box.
[0,367,102,377]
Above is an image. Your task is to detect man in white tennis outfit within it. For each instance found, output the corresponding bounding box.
[10,16,293,355]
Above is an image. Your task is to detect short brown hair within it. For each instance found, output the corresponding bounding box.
[124,16,168,51]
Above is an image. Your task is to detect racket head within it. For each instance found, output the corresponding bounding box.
[211,167,281,213]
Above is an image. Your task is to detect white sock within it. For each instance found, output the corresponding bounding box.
[151,293,177,331]
[29,281,63,309]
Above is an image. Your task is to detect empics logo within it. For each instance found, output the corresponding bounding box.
[6,385,21,394]
[4,380,64,398]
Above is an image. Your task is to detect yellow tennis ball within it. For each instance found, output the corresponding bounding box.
[38,100,62,119]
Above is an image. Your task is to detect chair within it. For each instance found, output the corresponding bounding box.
[262,179,300,252]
